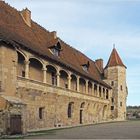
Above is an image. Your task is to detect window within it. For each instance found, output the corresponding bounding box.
[51,48,60,56]
[120,102,122,107]
[65,83,68,89]
[94,84,97,95]
[106,89,109,99]
[82,61,90,72]
[68,102,74,118]
[39,107,44,120]
[49,42,62,57]
[99,86,102,97]
[111,106,114,110]
[82,65,88,72]
[22,70,25,77]
[111,98,114,103]
[111,81,114,86]
[52,72,57,86]
[120,85,123,91]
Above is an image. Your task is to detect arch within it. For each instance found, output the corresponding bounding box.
[59,70,68,88]
[29,58,43,82]
[47,63,58,71]
[88,81,92,94]
[80,102,85,109]
[17,51,26,77]
[80,102,85,124]
[29,56,44,66]
[16,49,27,60]
[71,74,77,91]
[67,102,74,118]
[46,65,57,86]
[79,78,86,93]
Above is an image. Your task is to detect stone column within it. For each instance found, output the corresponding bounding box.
[77,76,80,92]
[57,71,60,87]
[92,82,94,96]
[97,85,99,97]
[68,73,71,90]
[42,66,47,83]
[86,80,89,94]
[24,60,30,79]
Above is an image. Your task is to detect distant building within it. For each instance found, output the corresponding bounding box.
[0,1,128,135]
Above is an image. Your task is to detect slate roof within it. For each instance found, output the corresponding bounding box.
[0,1,111,88]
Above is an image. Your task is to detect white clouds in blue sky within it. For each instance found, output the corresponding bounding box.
[5,0,140,105]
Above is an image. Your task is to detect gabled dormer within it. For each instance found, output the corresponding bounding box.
[82,61,90,72]
[49,41,62,57]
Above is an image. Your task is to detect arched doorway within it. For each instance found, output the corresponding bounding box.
[103,105,107,120]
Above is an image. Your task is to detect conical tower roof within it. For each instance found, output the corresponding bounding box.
[105,48,126,68]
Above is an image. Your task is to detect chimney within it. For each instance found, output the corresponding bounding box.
[51,31,57,39]
[95,59,103,73]
[20,8,31,27]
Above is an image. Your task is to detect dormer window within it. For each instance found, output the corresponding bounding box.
[82,61,90,72]
[49,42,62,57]
[51,48,60,56]
[82,65,88,72]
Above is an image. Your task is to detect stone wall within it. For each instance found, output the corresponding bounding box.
[17,77,110,132]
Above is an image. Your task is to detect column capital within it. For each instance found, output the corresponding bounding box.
[68,75,71,80]
[24,60,30,65]
[77,75,80,80]
[56,72,60,76]
[42,67,47,71]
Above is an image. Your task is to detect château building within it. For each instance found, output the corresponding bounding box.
[0,1,128,135]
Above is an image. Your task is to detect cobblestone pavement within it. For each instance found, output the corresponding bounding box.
[25,121,140,139]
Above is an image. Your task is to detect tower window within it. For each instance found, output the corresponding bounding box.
[111,98,114,103]
[120,102,122,107]
[120,85,123,91]
[111,81,114,86]
[39,107,44,120]
[111,106,114,110]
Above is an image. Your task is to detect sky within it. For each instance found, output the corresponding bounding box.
[4,0,140,106]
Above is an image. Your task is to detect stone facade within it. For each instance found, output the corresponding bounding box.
[0,44,114,135]
[0,2,127,135]
[0,43,127,135]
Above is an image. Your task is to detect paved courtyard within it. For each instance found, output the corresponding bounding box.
[25,121,140,139]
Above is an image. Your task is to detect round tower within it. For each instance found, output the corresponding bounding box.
[104,48,128,120]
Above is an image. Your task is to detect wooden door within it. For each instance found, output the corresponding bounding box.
[10,115,22,135]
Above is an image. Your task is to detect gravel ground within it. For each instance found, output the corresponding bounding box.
[25,120,140,139]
